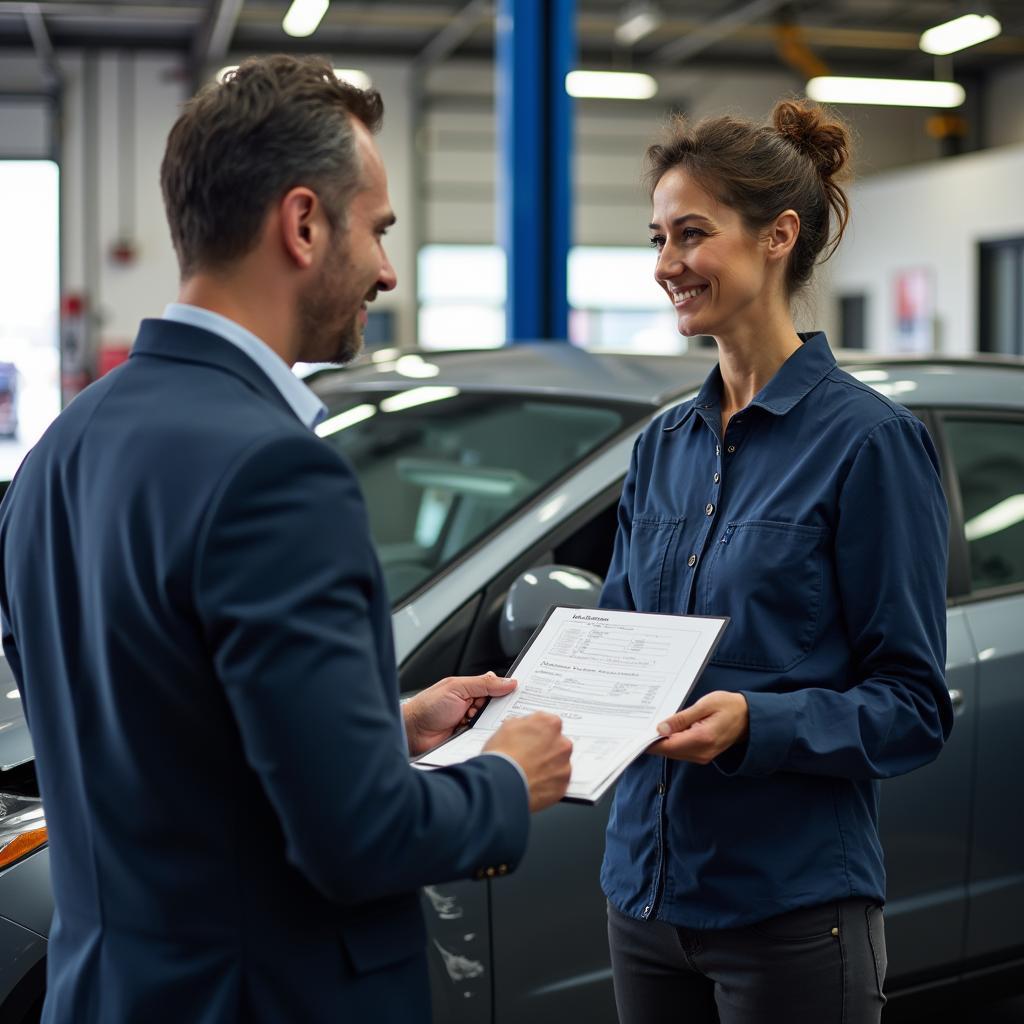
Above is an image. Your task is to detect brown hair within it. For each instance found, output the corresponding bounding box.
[644,99,851,294]
[160,54,384,278]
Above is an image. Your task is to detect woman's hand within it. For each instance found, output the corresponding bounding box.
[647,691,749,763]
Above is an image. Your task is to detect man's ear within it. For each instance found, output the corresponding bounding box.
[766,209,800,263]
[278,186,321,269]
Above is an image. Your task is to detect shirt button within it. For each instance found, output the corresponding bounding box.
[727,444,736,453]
[705,503,714,516]
[642,905,652,918]
[715,445,720,456]
[714,472,720,484]
[656,783,666,795]
[687,554,697,567]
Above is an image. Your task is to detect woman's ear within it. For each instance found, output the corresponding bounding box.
[766,209,800,263]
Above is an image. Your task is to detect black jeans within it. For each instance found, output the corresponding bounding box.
[607,898,886,1024]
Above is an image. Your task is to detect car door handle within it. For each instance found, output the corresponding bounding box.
[948,688,965,713]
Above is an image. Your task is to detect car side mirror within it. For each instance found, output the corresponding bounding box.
[499,565,604,660]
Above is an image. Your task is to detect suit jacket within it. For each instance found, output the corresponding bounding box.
[0,319,529,1023]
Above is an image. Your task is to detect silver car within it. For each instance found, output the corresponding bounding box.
[1,344,1023,1022]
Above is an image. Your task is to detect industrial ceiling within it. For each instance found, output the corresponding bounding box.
[1,1,1023,83]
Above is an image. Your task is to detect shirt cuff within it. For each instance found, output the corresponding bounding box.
[713,690,796,777]
[478,751,530,795]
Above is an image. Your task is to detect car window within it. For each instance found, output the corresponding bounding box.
[315,390,644,604]
[944,417,1024,593]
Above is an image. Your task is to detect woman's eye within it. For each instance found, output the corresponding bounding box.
[682,227,703,241]
[648,235,665,250]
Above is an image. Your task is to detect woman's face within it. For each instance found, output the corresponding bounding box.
[649,167,773,340]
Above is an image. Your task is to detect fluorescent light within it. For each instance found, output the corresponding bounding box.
[920,13,1001,55]
[216,65,370,90]
[806,76,965,108]
[964,493,1024,542]
[315,403,376,437]
[5,690,19,700]
[566,70,658,100]
[615,3,663,47]
[283,0,329,38]
[380,387,460,413]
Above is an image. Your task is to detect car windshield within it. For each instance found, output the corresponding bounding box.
[315,388,644,604]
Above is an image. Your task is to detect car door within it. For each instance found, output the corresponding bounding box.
[875,408,976,984]
[940,413,1024,965]
[450,491,627,1024]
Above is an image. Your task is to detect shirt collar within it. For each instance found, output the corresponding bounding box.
[663,331,835,432]
[162,303,327,429]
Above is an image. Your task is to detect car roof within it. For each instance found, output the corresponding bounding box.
[308,344,1024,410]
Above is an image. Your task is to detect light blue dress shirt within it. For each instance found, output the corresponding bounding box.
[163,303,326,429]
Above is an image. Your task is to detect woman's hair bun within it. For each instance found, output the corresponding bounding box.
[772,98,850,182]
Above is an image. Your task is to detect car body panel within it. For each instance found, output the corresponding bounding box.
[0,676,32,772]
[962,591,1024,961]
[0,850,51,940]
[0,915,44,1008]
[880,608,975,978]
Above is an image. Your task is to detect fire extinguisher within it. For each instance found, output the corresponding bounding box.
[60,292,92,405]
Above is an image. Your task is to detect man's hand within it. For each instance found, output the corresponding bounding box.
[647,691,749,764]
[404,672,516,756]
[484,713,573,812]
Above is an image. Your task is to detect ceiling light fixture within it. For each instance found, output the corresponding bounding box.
[282,0,329,39]
[920,13,1001,55]
[806,76,966,108]
[615,2,663,47]
[565,70,658,100]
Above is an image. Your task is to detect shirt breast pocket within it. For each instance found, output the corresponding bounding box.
[703,520,827,671]
[627,515,686,614]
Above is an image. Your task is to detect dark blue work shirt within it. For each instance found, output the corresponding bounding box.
[600,332,952,929]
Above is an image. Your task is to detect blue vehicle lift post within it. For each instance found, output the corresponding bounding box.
[496,0,575,343]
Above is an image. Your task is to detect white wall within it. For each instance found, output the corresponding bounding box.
[831,143,1024,354]
[49,52,417,352]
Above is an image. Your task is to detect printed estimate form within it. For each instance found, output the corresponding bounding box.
[416,606,729,803]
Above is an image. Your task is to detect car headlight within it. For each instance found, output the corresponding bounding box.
[0,792,47,869]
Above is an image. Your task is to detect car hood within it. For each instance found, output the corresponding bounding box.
[0,658,32,770]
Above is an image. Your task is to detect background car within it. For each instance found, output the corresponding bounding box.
[1,344,1023,1023]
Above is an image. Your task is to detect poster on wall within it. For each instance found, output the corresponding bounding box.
[893,268,935,353]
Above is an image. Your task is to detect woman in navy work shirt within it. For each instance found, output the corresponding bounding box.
[600,100,952,1023]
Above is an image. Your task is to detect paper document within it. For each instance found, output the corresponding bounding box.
[416,606,729,803]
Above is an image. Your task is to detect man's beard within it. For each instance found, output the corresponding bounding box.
[298,248,364,365]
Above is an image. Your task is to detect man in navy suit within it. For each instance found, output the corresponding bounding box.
[0,55,572,1023]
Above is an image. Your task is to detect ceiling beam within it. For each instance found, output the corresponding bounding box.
[190,0,243,87]
[651,0,791,64]
[21,2,61,89]
[413,0,491,72]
